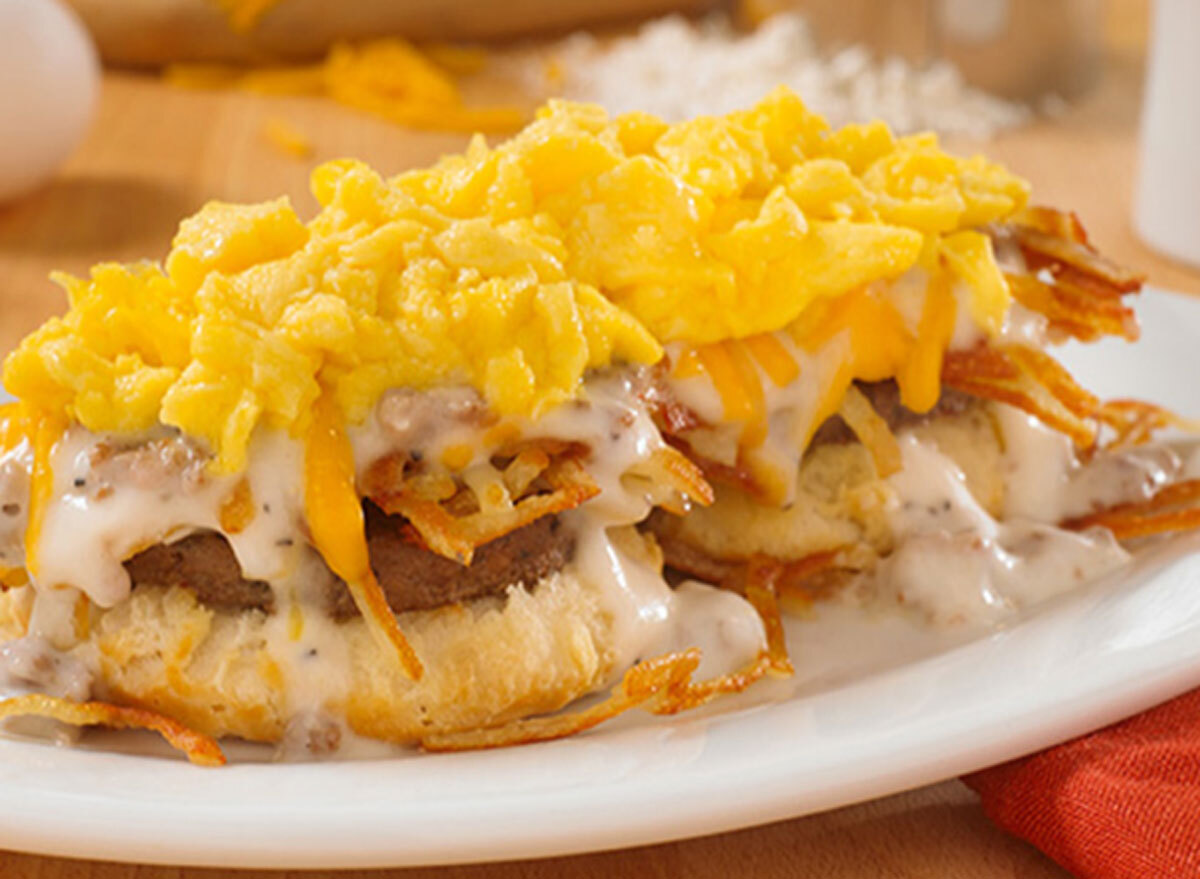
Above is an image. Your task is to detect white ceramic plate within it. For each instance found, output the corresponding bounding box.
[1,288,1200,870]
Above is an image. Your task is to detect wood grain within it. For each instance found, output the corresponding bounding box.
[0,0,1192,875]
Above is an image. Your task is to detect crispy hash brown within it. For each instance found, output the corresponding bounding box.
[1004,207,1142,344]
[369,449,601,566]
[365,441,712,566]
[0,693,225,766]
[1063,479,1200,541]
[421,649,773,752]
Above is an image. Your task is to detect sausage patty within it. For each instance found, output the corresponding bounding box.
[808,380,978,447]
[123,507,574,618]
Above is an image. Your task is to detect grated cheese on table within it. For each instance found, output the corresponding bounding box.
[515,13,1030,140]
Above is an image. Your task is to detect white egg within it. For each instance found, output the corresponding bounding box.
[0,0,99,202]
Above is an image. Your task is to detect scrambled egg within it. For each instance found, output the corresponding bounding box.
[3,88,1029,472]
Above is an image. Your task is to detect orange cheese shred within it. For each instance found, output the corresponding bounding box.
[788,285,918,452]
[210,0,282,33]
[744,333,800,388]
[0,567,28,589]
[218,478,256,535]
[1062,478,1200,540]
[261,117,314,159]
[304,393,423,681]
[23,411,66,581]
[671,347,705,380]
[698,342,757,425]
[897,270,956,413]
[726,340,768,446]
[167,39,526,135]
[837,384,902,477]
[0,403,23,451]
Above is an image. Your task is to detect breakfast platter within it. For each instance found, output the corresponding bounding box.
[0,288,1198,868]
[4,0,1200,860]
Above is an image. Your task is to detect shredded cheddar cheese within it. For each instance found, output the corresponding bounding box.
[209,0,282,33]
[262,117,314,158]
[4,88,1029,474]
[218,478,256,535]
[897,270,958,413]
[304,393,423,680]
[744,334,800,388]
[167,39,526,135]
[23,410,66,581]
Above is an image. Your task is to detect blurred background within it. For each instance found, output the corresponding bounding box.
[0,0,1196,356]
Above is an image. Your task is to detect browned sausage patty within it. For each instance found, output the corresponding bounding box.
[123,507,574,618]
[808,380,978,447]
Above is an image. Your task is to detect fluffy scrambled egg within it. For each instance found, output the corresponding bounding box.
[3,88,1029,472]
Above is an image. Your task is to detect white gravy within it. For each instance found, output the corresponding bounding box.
[997,405,1180,522]
[877,419,1166,627]
[0,438,31,571]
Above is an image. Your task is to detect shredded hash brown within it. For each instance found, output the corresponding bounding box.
[1097,400,1200,451]
[837,385,902,478]
[1005,210,1141,344]
[1062,478,1200,541]
[368,441,712,564]
[622,446,715,515]
[420,648,773,752]
[942,343,1100,448]
[743,559,797,676]
[0,694,225,766]
[367,445,599,565]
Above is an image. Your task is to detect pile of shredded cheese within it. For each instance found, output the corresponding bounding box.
[209,0,283,33]
[166,39,525,135]
[3,88,1028,474]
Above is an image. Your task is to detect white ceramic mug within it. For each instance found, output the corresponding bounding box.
[1135,0,1200,268]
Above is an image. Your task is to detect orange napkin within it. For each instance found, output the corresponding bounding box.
[964,688,1200,878]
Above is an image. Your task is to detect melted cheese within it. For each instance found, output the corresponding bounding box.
[303,394,423,680]
[22,411,65,582]
[665,265,970,503]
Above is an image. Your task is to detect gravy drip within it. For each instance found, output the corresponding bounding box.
[874,405,1187,627]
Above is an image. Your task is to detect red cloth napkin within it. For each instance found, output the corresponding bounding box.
[963,688,1200,878]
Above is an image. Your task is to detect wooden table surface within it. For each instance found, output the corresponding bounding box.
[0,1,1195,876]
